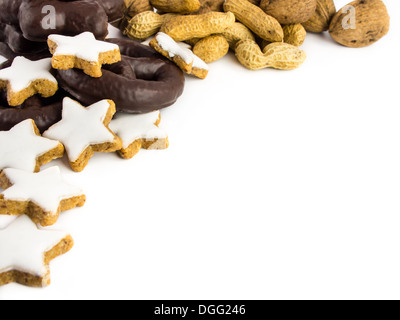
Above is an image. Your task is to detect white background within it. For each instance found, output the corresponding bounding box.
[1,0,399,300]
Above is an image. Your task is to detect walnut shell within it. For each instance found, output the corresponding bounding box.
[329,0,390,48]
[303,0,336,33]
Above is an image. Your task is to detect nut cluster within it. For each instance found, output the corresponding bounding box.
[119,0,390,75]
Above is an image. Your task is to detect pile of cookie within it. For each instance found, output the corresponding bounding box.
[121,0,390,76]
[0,0,392,288]
[0,0,185,287]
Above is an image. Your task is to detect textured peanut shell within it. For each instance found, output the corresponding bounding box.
[160,11,235,42]
[260,0,317,24]
[193,35,230,63]
[124,0,152,16]
[329,0,390,48]
[235,39,306,70]
[119,0,153,30]
[222,22,256,50]
[224,0,283,43]
[150,0,201,14]
[263,42,307,70]
[283,24,307,47]
[124,11,177,40]
[235,40,269,70]
[303,0,336,33]
[247,0,261,5]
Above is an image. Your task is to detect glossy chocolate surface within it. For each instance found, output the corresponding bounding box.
[0,24,48,54]
[57,56,185,113]
[0,0,22,26]
[0,42,17,61]
[1,38,185,131]
[95,0,125,24]
[0,90,66,133]
[0,0,125,43]
[56,39,185,114]
[9,0,109,42]
[106,38,166,61]
[0,42,51,61]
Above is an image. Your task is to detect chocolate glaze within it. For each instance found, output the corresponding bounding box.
[18,0,109,41]
[56,39,185,114]
[0,0,22,26]
[93,0,125,24]
[0,24,48,55]
[0,42,51,61]
[105,38,167,61]
[57,56,185,113]
[0,90,67,133]
[0,39,185,131]
[0,42,17,61]
[0,0,125,43]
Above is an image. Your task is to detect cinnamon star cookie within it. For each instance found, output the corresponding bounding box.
[43,97,122,172]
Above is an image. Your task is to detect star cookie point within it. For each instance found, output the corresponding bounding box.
[43,98,123,172]
[0,215,73,287]
[150,32,209,79]
[0,119,64,173]
[48,32,121,78]
[0,56,58,106]
[110,110,169,159]
[0,166,86,226]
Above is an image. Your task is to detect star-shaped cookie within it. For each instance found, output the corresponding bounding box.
[0,167,86,227]
[43,98,122,172]
[0,215,73,287]
[0,56,58,106]
[0,119,64,173]
[150,32,209,79]
[109,111,169,159]
[47,32,121,78]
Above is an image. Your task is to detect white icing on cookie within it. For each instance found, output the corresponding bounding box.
[155,32,209,71]
[43,98,116,162]
[0,119,61,172]
[191,52,209,71]
[48,32,120,62]
[109,111,167,149]
[1,166,84,214]
[0,215,70,277]
[156,32,193,64]
[0,56,57,92]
